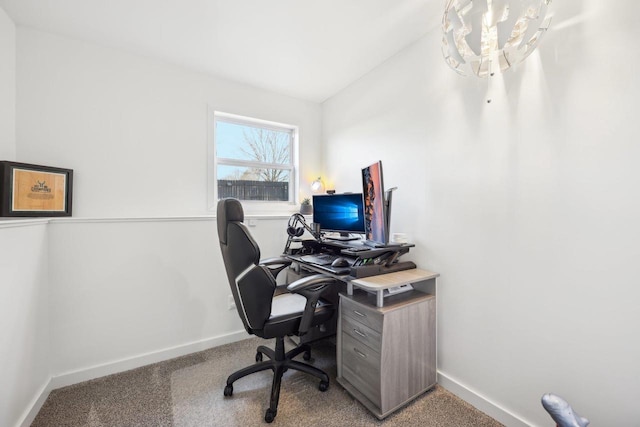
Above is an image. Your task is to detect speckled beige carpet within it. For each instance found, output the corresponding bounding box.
[32,337,503,426]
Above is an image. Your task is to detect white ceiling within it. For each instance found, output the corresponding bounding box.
[0,0,442,102]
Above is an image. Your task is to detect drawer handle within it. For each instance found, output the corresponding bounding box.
[354,348,367,359]
[353,310,367,318]
[353,328,367,338]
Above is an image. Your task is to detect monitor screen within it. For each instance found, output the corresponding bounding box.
[312,193,365,236]
[362,161,387,245]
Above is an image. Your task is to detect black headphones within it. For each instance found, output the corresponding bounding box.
[287,213,306,237]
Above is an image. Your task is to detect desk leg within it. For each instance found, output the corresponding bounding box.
[347,282,353,295]
[377,290,384,307]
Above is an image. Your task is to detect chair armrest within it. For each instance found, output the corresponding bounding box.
[260,256,292,267]
[260,256,293,278]
[287,274,339,335]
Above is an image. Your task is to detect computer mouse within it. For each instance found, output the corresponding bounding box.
[331,257,350,268]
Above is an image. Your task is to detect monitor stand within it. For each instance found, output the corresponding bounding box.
[325,233,360,241]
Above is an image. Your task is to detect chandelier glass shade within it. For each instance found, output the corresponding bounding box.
[442,0,552,77]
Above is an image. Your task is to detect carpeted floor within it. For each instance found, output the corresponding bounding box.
[32,337,503,426]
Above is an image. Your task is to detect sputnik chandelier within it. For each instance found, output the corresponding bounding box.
[442,0,552,78]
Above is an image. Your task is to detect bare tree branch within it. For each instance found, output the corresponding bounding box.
[239,128,290,182]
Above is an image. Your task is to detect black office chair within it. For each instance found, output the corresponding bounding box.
[217,198,339,423]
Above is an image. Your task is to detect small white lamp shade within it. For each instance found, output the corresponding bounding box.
[311,177,324,193]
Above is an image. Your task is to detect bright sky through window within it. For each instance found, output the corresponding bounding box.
[213,113,297,203]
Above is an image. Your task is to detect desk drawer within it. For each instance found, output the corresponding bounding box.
[341,297,383,332]
[342,332,381,406]
[342,314,382,352]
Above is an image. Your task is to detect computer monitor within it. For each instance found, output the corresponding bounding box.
[312,193,365,240]
[361,161,390,247]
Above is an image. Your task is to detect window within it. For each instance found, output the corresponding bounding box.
[210,111,298,209]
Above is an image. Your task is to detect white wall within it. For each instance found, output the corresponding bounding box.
[16,27,323,217]
[0,5,15,159]
[9,26,322,425]
[13,26,323,375]
[1,11,46,427]
[47,215,290,378]
[323,2,640,426]
[0,222,50,427]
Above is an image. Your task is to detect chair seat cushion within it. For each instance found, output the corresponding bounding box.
[269,293,307,318]
[261,293,333,338]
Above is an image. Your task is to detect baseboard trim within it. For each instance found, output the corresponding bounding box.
[437,371,534,427]
[51,330,248,390]
[17,378,54,427]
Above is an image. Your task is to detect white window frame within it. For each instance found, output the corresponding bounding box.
[208,109,299,212]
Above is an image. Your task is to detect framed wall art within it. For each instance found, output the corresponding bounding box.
[0,161,73,217]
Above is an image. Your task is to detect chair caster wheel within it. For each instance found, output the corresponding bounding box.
[319,380,329,392]
[223,384,233,396]
[303,350,311,361]
[265,408,277,423]
[255,351,263,362]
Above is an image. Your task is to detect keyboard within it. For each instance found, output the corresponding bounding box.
[299,253,340,266]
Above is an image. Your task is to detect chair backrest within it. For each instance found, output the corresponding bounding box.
[217,198,275,334]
